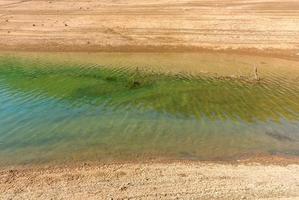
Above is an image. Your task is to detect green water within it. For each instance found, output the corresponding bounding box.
[0,53,299,165]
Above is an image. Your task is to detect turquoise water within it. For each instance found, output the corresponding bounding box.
[0,53,299,166]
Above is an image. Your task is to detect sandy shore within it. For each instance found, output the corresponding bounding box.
[1,1,299,199]
[1,159,299,200]
[0,0,299,57]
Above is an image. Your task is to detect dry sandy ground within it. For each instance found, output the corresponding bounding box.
[1,1,299,199]
[1,161,299,200]
[0,0,299,56]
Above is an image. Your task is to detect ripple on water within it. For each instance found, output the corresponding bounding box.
[0,53,299,165]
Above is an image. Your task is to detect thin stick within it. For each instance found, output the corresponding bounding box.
[254,64,259,81]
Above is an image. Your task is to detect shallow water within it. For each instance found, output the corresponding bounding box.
[0,52,299,166]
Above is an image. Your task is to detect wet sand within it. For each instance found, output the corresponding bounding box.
[0,0,299,58]
[1,158,299,200]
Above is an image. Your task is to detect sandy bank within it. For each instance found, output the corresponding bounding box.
[0,0,299,58]
[1,159,299,200]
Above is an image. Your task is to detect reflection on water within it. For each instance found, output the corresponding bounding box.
[0,53,299,165]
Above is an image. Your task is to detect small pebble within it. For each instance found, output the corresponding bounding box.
[120,185,127,191]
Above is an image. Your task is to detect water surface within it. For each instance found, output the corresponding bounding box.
[0,52,299,166]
